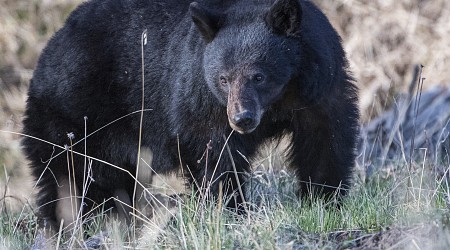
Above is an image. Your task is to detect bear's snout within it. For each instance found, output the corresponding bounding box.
[231,110,258,134]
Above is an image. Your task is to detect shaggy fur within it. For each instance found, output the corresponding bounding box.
[22,0,359,229]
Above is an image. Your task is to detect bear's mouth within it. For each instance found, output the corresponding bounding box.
[228,114,260,134]
[227,107,264,134]
[229,122,257,134]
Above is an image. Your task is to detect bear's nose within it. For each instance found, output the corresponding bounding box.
[232,111,256,130]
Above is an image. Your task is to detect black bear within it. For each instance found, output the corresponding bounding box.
[22,0,359,230]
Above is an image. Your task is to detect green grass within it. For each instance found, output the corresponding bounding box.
[0,205,37,249]
[1,161,449,249]
[154,166,449,249]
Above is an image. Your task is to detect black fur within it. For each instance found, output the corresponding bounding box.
[22,0,359,227]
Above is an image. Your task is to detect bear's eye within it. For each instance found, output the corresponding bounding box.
[253,74,265,82]
[219,76,228,86]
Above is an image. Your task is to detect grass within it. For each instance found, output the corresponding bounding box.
[0,158,449,249]
[0,203,37,249]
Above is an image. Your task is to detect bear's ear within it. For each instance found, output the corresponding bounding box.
[265,0,302,36]
[189,2,222,43]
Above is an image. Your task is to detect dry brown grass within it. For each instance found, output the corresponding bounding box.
[0,0,449,210]
[0,0,84,211]
[315,0,450,121]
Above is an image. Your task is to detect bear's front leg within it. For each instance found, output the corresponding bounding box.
[183,135,254,212]
[289,106,357,199]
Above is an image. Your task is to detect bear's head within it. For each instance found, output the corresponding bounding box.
[190,0,302,134]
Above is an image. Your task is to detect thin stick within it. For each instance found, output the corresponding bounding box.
[408,65,425,168]
[133,29,148,240]
[56,219,64,250]
[209,131,234,187]
[406,65,425,201]
[223,134,248,214]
